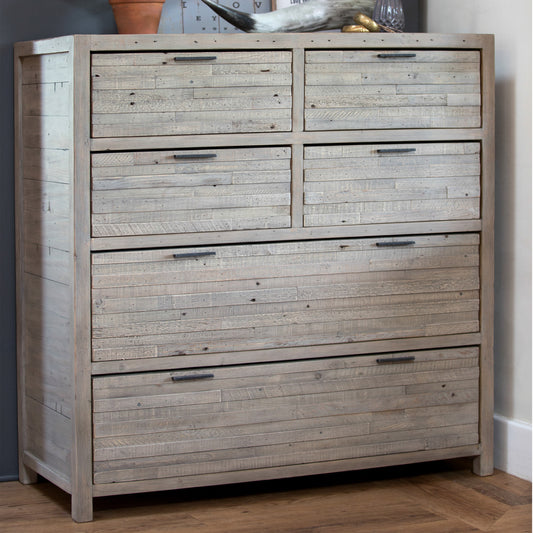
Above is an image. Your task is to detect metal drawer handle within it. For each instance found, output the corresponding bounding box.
[376,356,416,364]
[173,153,218,160]
[173,252,216,259]
[377,53,417,58]
[172,373,215,382]
[174,55,217,61]
[377,148,416,154]
[375,241,416,247]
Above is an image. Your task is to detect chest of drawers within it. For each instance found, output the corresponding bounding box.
[15,33,494,522]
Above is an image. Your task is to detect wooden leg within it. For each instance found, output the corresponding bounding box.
[18,462,38,485]
[71,492,93,523]
[473,453,494,476]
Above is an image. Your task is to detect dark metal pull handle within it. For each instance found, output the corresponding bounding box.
[376,241,416,247]
[376,356,416,364]
[174,55,217,61]
[172,252,216,259]
[173,153,217,160]
[377,148,417,154]
[377,53,417,58]
[172,373,215,382]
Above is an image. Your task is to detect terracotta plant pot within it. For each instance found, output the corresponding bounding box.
[109,0,166,34]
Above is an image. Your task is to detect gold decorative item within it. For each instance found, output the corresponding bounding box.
[352,12,403,33]
[342,24,370,32]
[353,13,380,31]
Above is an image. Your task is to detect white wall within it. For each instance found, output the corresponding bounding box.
[421,0,532,480]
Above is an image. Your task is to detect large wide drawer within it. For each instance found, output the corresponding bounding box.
[305,50,481,130]
[304,142,480,227]
[91,51,292,137]
[91,147,291,237]
[91,234,480,362]
[92,347,480,485]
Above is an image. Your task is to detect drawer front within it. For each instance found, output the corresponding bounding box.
[92,234,480,362]
[305,50,481,130]
[92,347,480,485]
[91,51,292,137]
[91,147,291,237]
[304,142,480,227]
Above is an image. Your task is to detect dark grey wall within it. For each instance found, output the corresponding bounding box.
[0,0,116,482]
[0,0,418,481]
[403,0,420,32]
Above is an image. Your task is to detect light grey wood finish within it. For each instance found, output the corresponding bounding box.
[91,219,483,252]
[15,33,494,521]
[91,147,292,237]
[91,51,292,137]
[15,45,75,493]
[91,333,482,375]
[91,234,480,362]
[473,38,496,477]
[92,348,479,486]
[303,142,481,227]
[15,36,94,522]
[70,36,94,523]
[305,50,481,131]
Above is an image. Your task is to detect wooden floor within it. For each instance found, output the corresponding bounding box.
[1,459,530,532]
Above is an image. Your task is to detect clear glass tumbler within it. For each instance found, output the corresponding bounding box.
[372,0,405,32]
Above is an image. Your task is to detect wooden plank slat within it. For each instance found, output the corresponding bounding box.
[94,397,479,444]
[23,147,71,184]
[92,233,478,264]
[305,50,480,64]
[93,346,478,389]
[91,246,479,286]
[93,91,291,114]
[93,322,480,362]
[93,289,478,326]
[21,52,71,85]
[305,109,481,131]
[92,51,293,66]
[93,380,478,429]
[93,428,480,483]
[95,369,480,411]
[91,269,479,309]
[306,62,481,74]
[305,142,480,159]
[92,296,480,338]
[22,82,70,117]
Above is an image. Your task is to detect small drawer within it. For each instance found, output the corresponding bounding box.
[92,347,480,485]
[91,147,291,237]
[305,50,481,130]
[91,51,292,137]
[91,234,480,362]
[303,142,480,227]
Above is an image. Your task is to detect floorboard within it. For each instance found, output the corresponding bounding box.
[1,459,530,532]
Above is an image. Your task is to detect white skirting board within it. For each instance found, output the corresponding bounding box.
[494,413,532,481]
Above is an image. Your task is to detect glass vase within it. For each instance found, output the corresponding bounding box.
[372,0,405,32]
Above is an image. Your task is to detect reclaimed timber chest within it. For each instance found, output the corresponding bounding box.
[14,33,494,522]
